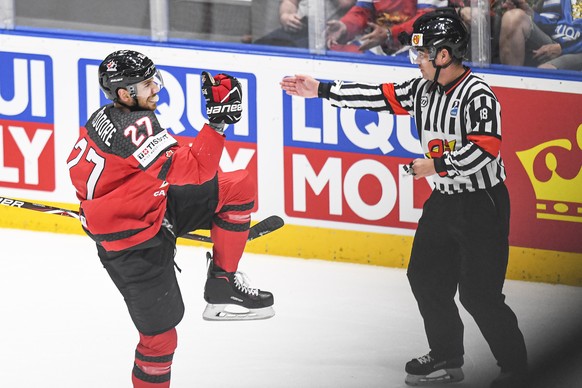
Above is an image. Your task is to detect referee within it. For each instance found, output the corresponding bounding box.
[280,8,527,388]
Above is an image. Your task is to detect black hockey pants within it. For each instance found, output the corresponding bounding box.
[97,177,218,335]
[407,182,527,373]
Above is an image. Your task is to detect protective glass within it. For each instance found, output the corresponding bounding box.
[152,69,164,91]
[138,69,165,91]
[130,69,165,97]
[409,47,437,64]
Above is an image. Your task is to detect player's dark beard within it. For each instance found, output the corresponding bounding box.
[118,97,146,112]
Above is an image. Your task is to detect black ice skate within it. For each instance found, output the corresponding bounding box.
[203,252,275,321]
[405,353,464,386]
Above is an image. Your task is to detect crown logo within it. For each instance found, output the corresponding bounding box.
[516,123,582,223]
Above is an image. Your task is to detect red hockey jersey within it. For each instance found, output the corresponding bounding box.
[67,104,224,251]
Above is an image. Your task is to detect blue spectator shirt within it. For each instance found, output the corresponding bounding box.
[534,0,582,54]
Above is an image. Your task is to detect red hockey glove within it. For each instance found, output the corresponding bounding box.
[201,72,243,125]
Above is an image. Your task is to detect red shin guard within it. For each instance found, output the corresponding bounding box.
[212,170,255,273]
[211,223,249,272]
[132,328,177,388]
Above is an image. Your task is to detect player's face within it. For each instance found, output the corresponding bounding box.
[134,73,163,111]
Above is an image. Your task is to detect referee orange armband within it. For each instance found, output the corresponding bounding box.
[433,157,448,177]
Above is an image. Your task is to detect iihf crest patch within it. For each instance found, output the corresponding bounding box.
[450,100,460,117]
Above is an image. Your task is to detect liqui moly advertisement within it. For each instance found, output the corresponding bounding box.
[0,33,580,257]
[282,88,433,230]
[0,52,54,191]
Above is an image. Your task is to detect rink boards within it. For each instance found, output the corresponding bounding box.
[0,31,580,286]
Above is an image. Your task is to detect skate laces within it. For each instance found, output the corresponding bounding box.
[233,272,259,296]
[417,354,435,365]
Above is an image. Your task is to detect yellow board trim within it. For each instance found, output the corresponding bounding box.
[1,200,581,287]
[537,213,582,223]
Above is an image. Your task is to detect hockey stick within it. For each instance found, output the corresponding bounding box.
[0,196,284,243]
[188,214,284,243]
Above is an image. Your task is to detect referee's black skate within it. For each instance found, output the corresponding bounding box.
[405,353,464,386]
[203,252,275,321]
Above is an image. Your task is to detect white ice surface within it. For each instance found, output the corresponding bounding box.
[1,229,581,388]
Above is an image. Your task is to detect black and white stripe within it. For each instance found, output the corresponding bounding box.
[328,81,389,111]
[325,71,505,194]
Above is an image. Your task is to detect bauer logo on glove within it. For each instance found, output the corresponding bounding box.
[206,103,243,115]
[201,71,243,124]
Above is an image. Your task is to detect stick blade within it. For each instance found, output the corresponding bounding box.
[247,215,285,242]
[181,215,284,243]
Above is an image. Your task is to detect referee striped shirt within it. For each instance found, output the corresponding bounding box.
[319,67,506,194]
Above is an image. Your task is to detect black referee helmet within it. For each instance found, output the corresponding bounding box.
[407,8,469,62]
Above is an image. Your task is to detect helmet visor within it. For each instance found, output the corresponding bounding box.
[127,69,165,97]
[152,69,164,91]
[409,47,437,64]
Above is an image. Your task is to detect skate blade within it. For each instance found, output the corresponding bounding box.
[202,304,275,321]
[405,368,464,386]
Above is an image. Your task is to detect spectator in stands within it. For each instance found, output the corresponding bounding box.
[499,0,582,70]
[254,0,355,48]
[325,0,450,54]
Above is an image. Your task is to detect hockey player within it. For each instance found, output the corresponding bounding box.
[280,9,527,388]
[67,50,274,387]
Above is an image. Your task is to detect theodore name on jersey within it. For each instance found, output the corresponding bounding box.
[91,106,117,147]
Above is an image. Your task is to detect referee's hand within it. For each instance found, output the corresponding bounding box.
[409,159,436,179]
[280,75,319,98]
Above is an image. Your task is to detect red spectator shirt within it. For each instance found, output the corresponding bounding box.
[340,0,417,42]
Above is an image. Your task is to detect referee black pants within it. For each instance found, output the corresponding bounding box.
[407,182,527,372]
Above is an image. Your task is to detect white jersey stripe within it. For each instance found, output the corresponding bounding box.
[325,69,506,194]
